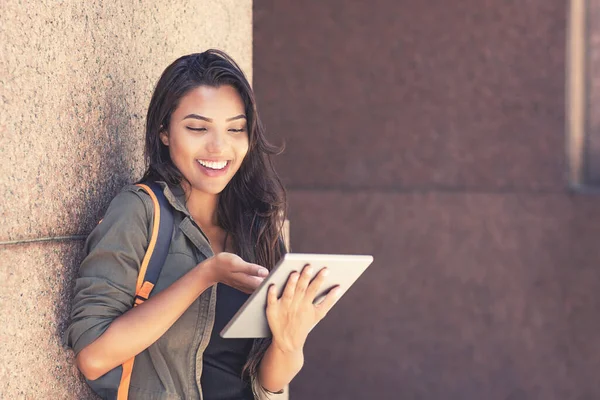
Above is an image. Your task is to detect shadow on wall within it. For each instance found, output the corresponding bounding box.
[55,75,142,397]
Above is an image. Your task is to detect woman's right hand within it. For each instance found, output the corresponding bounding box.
[203,252,269,294]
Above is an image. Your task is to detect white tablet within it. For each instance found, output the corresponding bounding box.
[220,253,374,338]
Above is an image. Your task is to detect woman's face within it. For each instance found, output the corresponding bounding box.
[160,85,250,196]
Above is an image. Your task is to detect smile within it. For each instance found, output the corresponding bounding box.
[196,159,229,170]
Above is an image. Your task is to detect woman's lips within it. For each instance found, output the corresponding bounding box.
[196,159,231,177]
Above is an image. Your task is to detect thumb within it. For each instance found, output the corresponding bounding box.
[244,262,269,277]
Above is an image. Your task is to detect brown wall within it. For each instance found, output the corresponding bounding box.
[254,1,600,399]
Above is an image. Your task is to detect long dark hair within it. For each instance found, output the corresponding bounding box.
[141,49,287,395]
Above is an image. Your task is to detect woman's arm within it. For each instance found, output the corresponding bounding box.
[77,254,267,380]
[77,261,213,380]
[257,342,304,393]
[258,266,340,392]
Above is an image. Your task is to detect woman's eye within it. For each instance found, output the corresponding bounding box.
[187,127,207,132]
[229,128,245,133]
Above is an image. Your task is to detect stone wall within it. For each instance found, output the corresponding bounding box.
[0,1,252,397]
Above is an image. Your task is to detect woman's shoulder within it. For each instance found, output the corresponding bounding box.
[97,184,156,231]
[107,184,153,213]
[83,185,155,252]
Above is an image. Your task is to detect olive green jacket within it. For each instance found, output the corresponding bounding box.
[65,183,256,399]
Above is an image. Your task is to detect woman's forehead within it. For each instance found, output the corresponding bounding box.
[175,85,245,119]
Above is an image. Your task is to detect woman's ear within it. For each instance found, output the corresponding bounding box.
[159,128,169,146]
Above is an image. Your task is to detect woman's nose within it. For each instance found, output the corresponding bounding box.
[205,131,226,153]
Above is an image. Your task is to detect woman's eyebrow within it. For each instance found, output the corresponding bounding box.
[183,114,212,122]
[226,114,246,122]
[182,114,246,122]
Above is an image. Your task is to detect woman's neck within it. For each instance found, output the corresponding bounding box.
[182,182,220,229]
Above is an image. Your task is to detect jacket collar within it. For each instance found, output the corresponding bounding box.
[155,181,214,256]
[156,181,191,216]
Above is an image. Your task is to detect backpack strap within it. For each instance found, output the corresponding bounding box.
[132,182,174,306]
[117,182,174,400]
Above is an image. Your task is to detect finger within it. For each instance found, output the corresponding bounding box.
[281,272,299,303]
[306,267,329,299]
[222,253,267,276]
[315,286,341,318]
[251,264,270,277]
[267,284,278,307]
[235,260,269,277]
[234,275,265,294]
[295,264,313,298]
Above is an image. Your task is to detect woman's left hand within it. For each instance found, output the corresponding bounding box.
[266,265,341,353]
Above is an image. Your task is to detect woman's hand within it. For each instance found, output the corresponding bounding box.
[266,265,341,353]
[203,252,269,294]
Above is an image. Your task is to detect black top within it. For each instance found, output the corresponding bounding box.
[201,283,254,400]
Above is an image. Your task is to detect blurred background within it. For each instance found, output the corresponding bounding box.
[2,1,600,399]
[254,1,600,399]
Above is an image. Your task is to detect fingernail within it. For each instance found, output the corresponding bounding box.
[322,268,329,277]
[305,266,313,274]
[259,268,269,277]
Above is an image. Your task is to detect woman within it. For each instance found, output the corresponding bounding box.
[65,49,340,400]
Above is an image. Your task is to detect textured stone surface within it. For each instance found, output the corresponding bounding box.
[0,0,252,242]
[254,0,566,191]
[1,1,251,398]
[286,191,600,400]
[0,241,94,398]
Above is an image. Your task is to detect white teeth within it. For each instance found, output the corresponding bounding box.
[197,160,228,170]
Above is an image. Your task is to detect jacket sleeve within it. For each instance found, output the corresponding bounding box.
[64,188,151,355]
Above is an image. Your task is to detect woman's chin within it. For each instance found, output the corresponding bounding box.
[190,181,230,196]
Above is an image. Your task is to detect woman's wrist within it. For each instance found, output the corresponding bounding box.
[271,338,305,358]
[268,340,305,374]
[193,257,219,288]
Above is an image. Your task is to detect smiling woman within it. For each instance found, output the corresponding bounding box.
[159,85,250,200]
[63,50,334,400]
